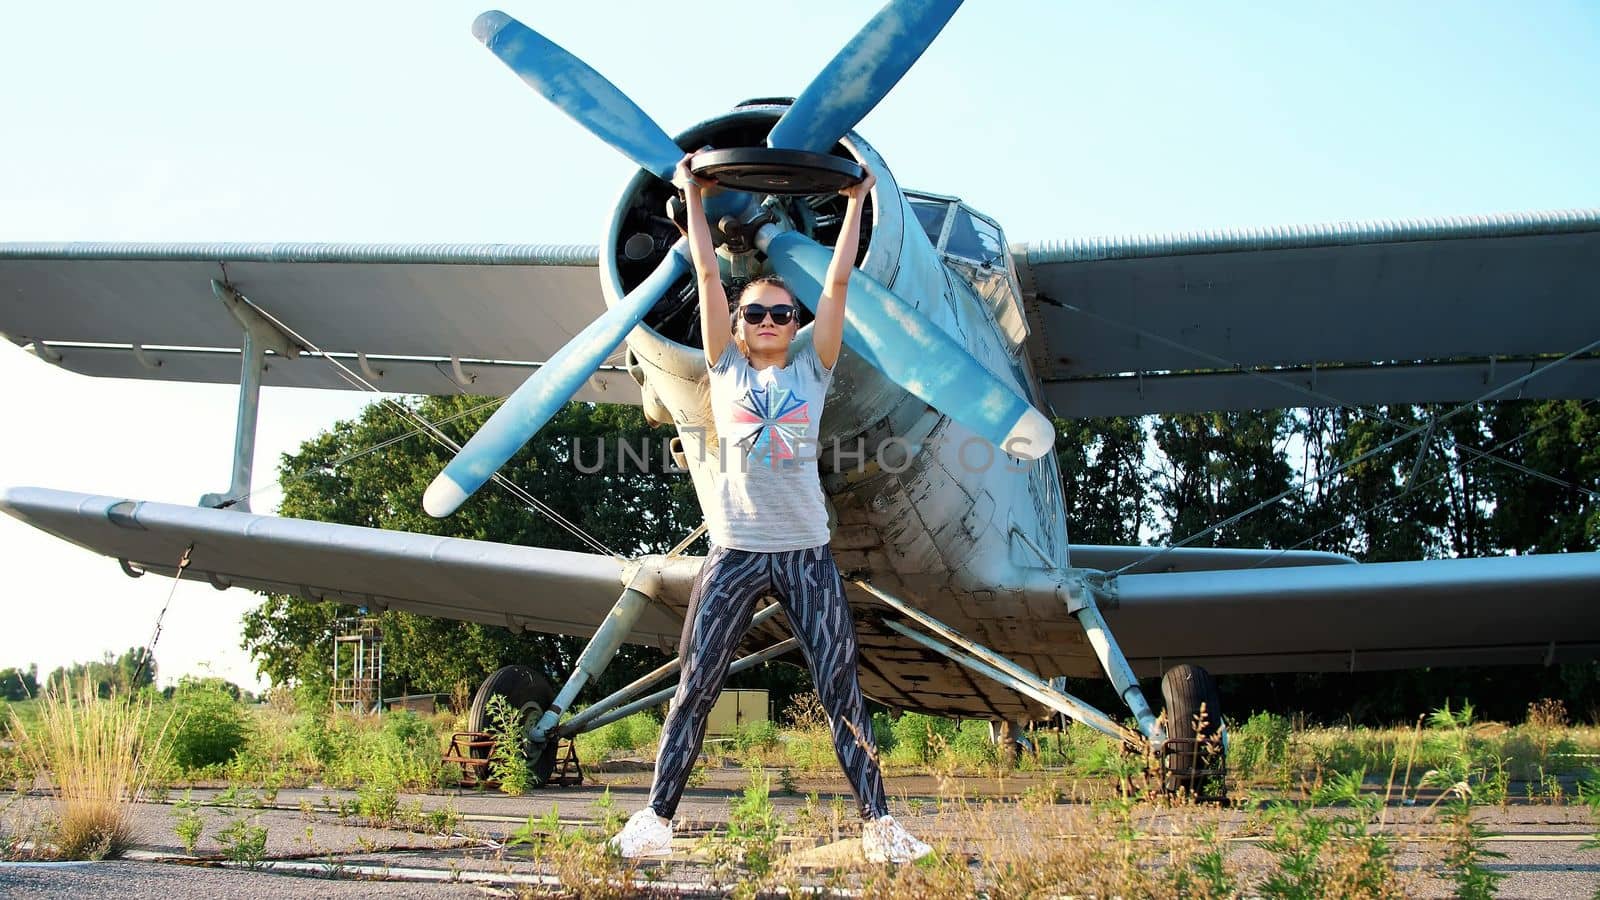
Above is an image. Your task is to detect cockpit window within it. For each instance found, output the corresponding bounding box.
[906,196,950,247]
[946,210,1004,264]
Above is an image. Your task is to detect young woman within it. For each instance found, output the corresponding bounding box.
[610,152,931,864]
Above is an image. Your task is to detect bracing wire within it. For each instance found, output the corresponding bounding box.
[241,300,620,559]
[1055,300,1598,501]
[129,544,193,689]
[1241,399,1594,570]
[231,394,507,510]
[1093,326,1600,577]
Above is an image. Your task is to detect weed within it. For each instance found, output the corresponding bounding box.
[791,790,822,837]
[886,712,956,766]
[828,794,848,843]
[734,719,779,753]
[1527,698,1569,730]
[215,815,268,868]
[214,784,262,809]
[171,790,205,855]
[506,803,633,896]
[1258,807,1334,898]
[592,786,626,836]
[727,766,782,879]
[1233,711,1293,779]
[949,719,999,769]
[573,710,662,764]
[8,679,173,860]
[356,777,399,825]
[508,806,563,849]
[1311,766,1379,819]
[485,693,531,796]
[686,761,710,788]
[774,693,836,774]
[1577,774,1600,900]
[1438,791,1507,900]
[425,802,461,835]
[1080,736,1145,796]
[1431,698,1477,731]
[1165,822,1237,899]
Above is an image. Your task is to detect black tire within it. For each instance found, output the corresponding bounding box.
[530,740,561,786]
[1162,664,1222,742]
[467,665,555,764]
[1161,664,1225,795]
[991,719,1024,767]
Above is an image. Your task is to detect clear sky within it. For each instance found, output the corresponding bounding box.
[1,1,1596,692]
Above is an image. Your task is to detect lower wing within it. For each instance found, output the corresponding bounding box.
[0,486,692,650]
[1105,552,1600,675]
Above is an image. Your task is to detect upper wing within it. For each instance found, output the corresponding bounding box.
[0,486,692,649]
[1014,208,1600,417]
[0,242,639,403]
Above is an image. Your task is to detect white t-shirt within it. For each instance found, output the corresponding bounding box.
[704,339,834,551]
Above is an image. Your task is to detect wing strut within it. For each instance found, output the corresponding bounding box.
[560,633,800,737]
[199,280,303,512]
[854,578,1147,746]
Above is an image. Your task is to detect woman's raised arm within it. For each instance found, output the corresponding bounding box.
[674,152,731,367]
[813,165,875,370]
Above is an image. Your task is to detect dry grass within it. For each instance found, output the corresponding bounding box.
[7,679,172,859]
[491,784,1417,898]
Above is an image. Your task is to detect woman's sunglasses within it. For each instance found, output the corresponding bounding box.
[739,303,796,326]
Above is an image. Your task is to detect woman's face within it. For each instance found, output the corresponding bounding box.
[736,282,799,356]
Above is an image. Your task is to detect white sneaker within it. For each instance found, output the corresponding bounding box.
[609,808,673,858]
[862,814,932,864]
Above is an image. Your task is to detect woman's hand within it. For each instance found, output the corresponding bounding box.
[839,164,876,202]
[673,150,716,195]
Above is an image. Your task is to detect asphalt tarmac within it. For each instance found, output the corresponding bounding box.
[3,766,1597,897]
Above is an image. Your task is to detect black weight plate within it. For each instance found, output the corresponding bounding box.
[691,147,864,195]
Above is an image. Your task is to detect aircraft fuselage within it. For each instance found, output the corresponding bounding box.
[607,105,1076,718]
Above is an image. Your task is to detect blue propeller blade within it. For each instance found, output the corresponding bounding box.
[424,242,691,517]
[763,230,1054,459]
[473,10,683,180]
[766,0,963,153]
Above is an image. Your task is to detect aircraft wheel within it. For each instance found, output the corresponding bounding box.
[989,719,1025,767]
[1160,664,1226,797]
[467,664,555,766]
[530,739,562,786]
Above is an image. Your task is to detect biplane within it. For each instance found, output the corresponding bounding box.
[3,1,1598,784]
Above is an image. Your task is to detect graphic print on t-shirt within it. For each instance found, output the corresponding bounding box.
[731,384,810,466]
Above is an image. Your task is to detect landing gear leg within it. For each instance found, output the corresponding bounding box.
[1068,586,1163,742]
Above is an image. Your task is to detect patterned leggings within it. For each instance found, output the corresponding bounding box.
[648,543,888,821]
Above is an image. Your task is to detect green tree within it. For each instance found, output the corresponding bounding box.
[243,396,702,699]
[1484,400,1600,554]
[45,648,154,697]
[1316,406,1449,562]
[0,664,39,701]
[1055,416,1152,545]
[1150,410,1305,551]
